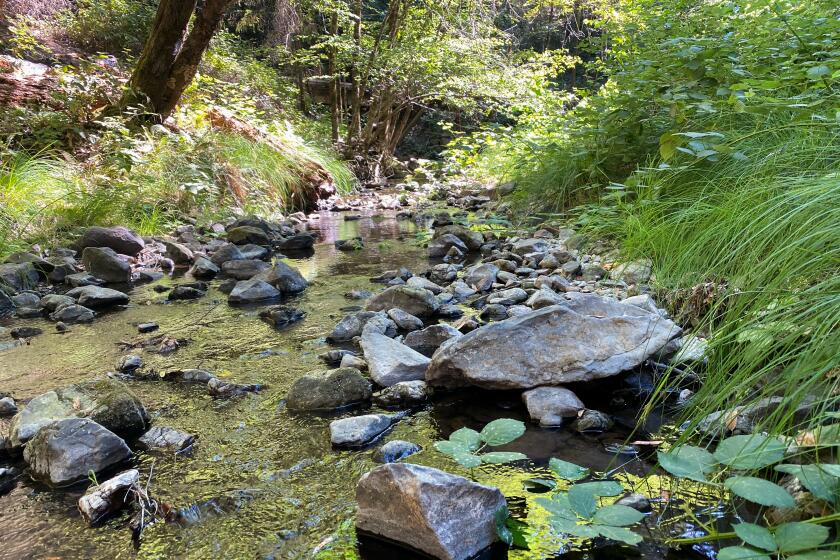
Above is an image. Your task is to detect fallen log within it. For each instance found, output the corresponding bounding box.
[0,56,57,107]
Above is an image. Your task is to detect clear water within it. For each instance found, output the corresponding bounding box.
[0,212,713,560]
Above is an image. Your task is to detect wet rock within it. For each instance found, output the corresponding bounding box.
[11,292,39,307]
[433,225,484,251]
[138,322,159,333]
[259,305,306,328]
[372,380,429,407]
[373,440,422,463]
[428,234,468,258]
[188,256,220,279]
[287,368,372,411]
[427,293,680,389]
[370,267,412,284]
[0,397,17,416]
[463,263,499,292]
[207,377,263,398]
[210,242,245,266]
[319,349,357,366]
[11,326,43,339]
[0,290,14,318]
[336,238,364,251]
[65,272,105,287]
[328,311,382,342]
[406,276,443,295]
[345,289,373,300]
[239,244,269,260]
[82,247,130,284]
[366,286,439,318]
[361,333,430,387]
[49,304,95,323]
[14,306,43,318]
[276,233,315,251]
[0,466,20,494]
[610,260,652,285]
[222,259,271,280]
[330,413,403,448]
[403,324,461,357]
[574,409,613,433]
[78,226,145,256]
[228,279,280,304]
[67,285,129,308]
[161,369,216,384]
[163,241,194,265]
[0,262,39,291]
[137,426,195,453]
[356,463,506,560]
[227,226,270,245]
[168,285,206,301]
[24,418,131,486]
[616,493,652,512]
[10,379,149,446]
[522,387,585,427]
[386,308,423,331]
[39,293,75,312]
[253,261,308,294]
[78,469,140,525]
[116,354,143,373]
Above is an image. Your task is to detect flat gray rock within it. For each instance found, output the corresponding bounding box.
[228,279,280,304]
[66,285,129,308]
[403,324,461,357]
[373,440,422,463]
[356,463,505,560]
[138,426,195,452]
[330,413,402,448]
[427,293,680,389]
[522,387,585,427]
[366,286,439,317]
[286,368,372,411]
[361,333,430,387]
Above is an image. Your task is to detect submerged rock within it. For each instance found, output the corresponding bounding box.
[522,387,585,427]
[67,285,129,308]
[207,377,263,398]
[137,426,195,453]
[253,261,308,294]
[372,380,429,407]
[24,418,132,486]
[228,279,280,304]
[168,285,206,301]
[361,333,430,387]
[78,469,140,525]
[373,440,422,463]
[366,285,439,318]
[574,409,614,433]
[259,305,306,328]
[10,379,149,446]
[427,293,680,389]
[286,368,372,411]
[356,463,506,560]
[330,413,403,448]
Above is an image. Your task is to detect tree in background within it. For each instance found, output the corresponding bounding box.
[123,0,236,120]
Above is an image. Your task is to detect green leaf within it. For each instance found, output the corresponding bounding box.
[481,451,528,464]
[775,464,840,502]
[452,452,482,468]
[658,445,717,482]
[733,523,776,552]
[788,552,840,560]
[572,480,624,497]
[536,495,577,520]
[773,522,829,553]
[523,478,556,492]
[659,132,682,160]
[549,458,590,481]
[591,505,645,527]
[450,427,481,451]
[506,517,530,549]
[724,476,795,508]
[480,419,526,446]
[806,65,830,79]
[594,525,643,545]
[548,517,599,538]
[494,506,512,546]
[819,464,840,477]
[718,546,771,560]
[568,485,597,519]
[434,440,470,456]
[714,435,786,470]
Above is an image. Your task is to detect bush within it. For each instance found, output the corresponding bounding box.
[61,0,156,54]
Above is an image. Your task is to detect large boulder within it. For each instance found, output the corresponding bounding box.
[522,387,585,427]
[0,262,39,291]
[78,469,139,525]
[66,285,129,309]
[78,226,144,256]
[361,333,430,387]
[10,379,149,446]
[356,463,506,560]
[24,418,132,486]
[427,293,680,389]
[276,233,315,251]
[253,261,308,294]
[366,286,439,318]
[82,247,131,283]
[286,368,372,411]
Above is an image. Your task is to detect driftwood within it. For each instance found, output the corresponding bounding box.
[207,106,337,210]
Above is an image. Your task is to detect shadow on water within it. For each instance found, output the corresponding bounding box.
[0,211,717,560]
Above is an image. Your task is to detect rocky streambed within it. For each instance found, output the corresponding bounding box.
[0,208,718,560]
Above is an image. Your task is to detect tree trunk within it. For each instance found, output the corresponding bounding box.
[123,0,234,121]
[328,10,340,144]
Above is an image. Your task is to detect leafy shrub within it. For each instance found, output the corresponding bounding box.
[61,0,156,54]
